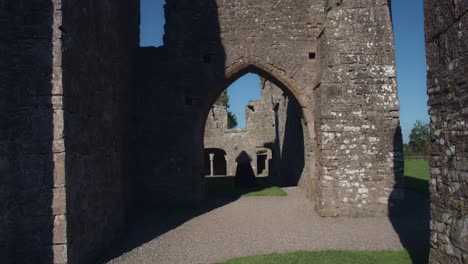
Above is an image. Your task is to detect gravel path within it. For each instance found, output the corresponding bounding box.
[103,187,428,264]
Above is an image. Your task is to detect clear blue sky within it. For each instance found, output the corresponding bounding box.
[140,0,429,142]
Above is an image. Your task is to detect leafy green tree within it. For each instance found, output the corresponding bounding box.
[214,90,238,128]
[408,120,430,159]
[215,90,229,108]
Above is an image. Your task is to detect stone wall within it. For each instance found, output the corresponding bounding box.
[61,0,139,263]
[0,1,410,261]
[134,0,402,217]
[0,0,139,263]
[1,0,66,262]
[204,80,309,189]
[0,1,15,261]
[424,0,468,263]
[134,0,324,206]
[316,0,403,216]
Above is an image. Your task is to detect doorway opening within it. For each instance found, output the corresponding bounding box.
[203,66,312,198]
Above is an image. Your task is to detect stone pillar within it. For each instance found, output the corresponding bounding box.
[316,0,402,217]
[224,155,229,176]
[209,153,215,176]
[265,157,270,176]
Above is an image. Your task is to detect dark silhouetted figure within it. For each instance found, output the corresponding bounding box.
[234,151,258,188]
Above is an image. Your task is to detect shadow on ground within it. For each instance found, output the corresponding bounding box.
[403,176,430,197]
[98,176,281,263]
[389,127,430,264]
[389,186,430,263]
[206,176,281,198]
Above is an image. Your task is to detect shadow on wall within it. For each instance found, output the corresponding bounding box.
[1,1,56,262]
[265,94,306,187]
[102,0,231,260]
[279,96,305,187]
[389,125,430,263]
[132,0,226,206]
[62,0,139,263]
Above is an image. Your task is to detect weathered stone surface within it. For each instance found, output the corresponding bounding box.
[0,0,64,263]
[204,80,310,191]
[1,0,138,263]
[6,0,451,262]
[424,0,468,263]
[61,0,139,263]
[133,0,402,217]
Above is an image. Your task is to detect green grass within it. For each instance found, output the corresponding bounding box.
[404,159,429,195]
[243,186,287,196]
[205,176,287,198]
[216,250,428,264]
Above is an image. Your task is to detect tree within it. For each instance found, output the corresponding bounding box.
[215,90,229,108]
[408,120,430,159]
[214,91,238,128]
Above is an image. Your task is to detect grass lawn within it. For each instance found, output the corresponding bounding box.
[205,176,287,198]
[404,159,429,195]
[217,250,428,264]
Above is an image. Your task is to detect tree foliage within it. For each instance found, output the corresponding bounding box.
[215,90,238,129]
[407,120,430,158]
[228,112,238,129]
[215,90,229,108]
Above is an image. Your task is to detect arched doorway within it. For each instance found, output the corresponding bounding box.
[201,59,318,199]
[204,148,227,176]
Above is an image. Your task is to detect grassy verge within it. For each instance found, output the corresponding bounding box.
[216,250,428,264]
[205,176,287,198]
[404,159,429,195]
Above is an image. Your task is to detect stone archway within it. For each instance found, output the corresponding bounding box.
[202,59,319,200]
[2,0,423,262]
[204,148,228,176]
[133,0,402,218]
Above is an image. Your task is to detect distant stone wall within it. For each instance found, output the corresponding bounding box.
[317,0,403,217]
[424,0,468,263]
[204,80,310,189]
[204,83,278,176]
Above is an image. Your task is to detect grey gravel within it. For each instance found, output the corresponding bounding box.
[105,187,428,264]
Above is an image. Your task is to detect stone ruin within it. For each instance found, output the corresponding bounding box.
[204,79,309,189]
[0,0,465,263]
[424,0,467,263]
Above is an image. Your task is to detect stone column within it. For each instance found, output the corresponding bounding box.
[224,155,228,176]
[209,153,215,176]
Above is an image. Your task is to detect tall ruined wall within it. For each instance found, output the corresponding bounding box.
[317,0,403,216]
[0,1,13,261]
[0,1,15,261]
[0,1,66,263]
[61,1,139,263]
[424,0,468,263]
[0,0,139,263]
[134,0,324,206]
